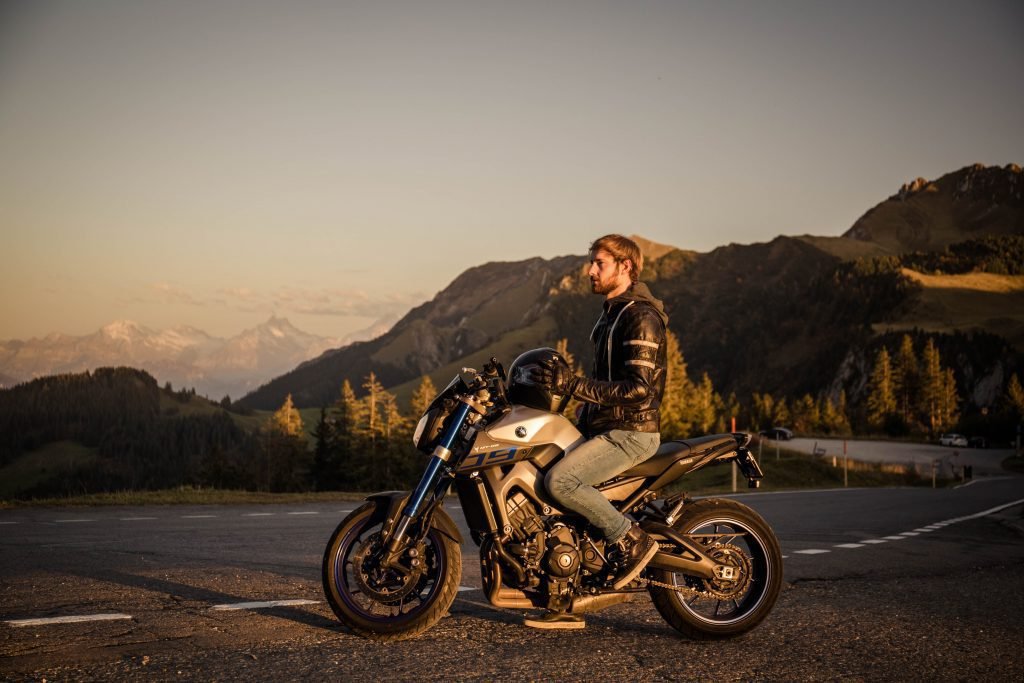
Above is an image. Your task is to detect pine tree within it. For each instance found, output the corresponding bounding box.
[694,373,718,434]
[259,394,310,492]
[772,397,791,430]
[311,406,339,490]
[866,347,896,429]
[937,367,960,432]
[362,372,386,451]
[920,339,944,436]
[271,393,303,437]
[410,375,438,418]
[750,393,775,431]
[1008,373,1024,419]
[328,379,367,487]
[792,394,819,434]
[892,334,918,427]
[659,329,696,439]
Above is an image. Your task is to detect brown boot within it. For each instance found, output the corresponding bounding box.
[611,524,658,589]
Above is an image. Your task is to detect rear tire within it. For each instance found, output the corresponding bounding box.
[649,498,782,639]
[322,502,462,641]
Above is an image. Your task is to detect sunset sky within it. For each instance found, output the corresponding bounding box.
[1,0,1022,341]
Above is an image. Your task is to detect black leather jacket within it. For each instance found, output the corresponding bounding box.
[569,282,668,437]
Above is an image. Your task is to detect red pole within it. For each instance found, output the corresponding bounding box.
[731,416,736,432]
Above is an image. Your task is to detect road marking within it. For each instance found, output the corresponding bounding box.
[120,517,157,521]
[899,531,920,537]
[287,511,319,515]
[882,536,907,541]
[913,528,935,533]
[861,539,887,544]
[243,513,274,517]
[210,599,319,611]
[793,549,830,555]
[6,613,132,627]
[0,521,19,525]
[181,515,217,519]
[834,543,864,549]
[54,519,94,523]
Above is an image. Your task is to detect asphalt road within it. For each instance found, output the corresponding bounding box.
[2,475,1023,681]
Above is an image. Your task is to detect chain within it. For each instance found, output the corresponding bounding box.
[644,576,714,599]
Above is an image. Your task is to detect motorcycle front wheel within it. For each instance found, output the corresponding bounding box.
[649,497,782,639]
[322,502,462,641]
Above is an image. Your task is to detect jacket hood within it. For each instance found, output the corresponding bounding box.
[606,282,669,326]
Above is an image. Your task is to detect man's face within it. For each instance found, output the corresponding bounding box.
[588,249,631,297]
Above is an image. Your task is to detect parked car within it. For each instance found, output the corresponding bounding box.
[968,436,987,449]
[759,427,793,441]
[939,433,968,447]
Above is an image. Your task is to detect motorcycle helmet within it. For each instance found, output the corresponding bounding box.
[507,347,572,414]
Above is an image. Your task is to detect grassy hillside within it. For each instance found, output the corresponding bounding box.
[880,269,1024,349]
[0,441,98,500]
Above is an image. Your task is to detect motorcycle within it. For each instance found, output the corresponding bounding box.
[322,350,782,641]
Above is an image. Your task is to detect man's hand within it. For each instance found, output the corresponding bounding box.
[527,358,576,395]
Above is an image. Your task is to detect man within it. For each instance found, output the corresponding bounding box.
[530,234,668,594]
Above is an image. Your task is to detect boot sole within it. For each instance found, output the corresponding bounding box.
[611,541,659,589]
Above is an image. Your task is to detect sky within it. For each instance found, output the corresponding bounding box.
[1,0,1022,341]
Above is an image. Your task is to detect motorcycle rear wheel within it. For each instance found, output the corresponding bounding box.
[322,502,461,641]
[649,498,782,639]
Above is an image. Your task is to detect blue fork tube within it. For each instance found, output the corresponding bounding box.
[386,401,472,556]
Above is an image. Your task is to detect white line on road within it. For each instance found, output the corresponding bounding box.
[54,519,94,523]
[899,532,920,537]
[0,521,18,525]
[5,613,132,627]
[834,543,864,549]
[210,599,319,611]
[287,511,320,515]
[181,515,217,519]
[861,539,887,544]
[882,536,907,541]
[458,586,477,592]
[120,517,157,521]
[793,549,830,555]
[243,513,274,517]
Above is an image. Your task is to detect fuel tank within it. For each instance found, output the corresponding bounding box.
[457,405,585,472]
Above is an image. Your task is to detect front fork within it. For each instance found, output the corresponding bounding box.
[382,401,474,569]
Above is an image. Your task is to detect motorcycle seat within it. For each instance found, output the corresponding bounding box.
[621,434,738,477]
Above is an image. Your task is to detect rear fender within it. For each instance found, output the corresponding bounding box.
[365,491,463,545]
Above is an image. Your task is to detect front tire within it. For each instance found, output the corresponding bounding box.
[649,498,782,639]
[322,502,462,641]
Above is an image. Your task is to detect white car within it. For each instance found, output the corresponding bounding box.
[939,433,968,447]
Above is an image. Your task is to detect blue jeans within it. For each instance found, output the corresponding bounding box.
[544,429,660,543]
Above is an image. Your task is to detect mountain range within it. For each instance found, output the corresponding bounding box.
[237,163,1024,418]
[0,316,346,400]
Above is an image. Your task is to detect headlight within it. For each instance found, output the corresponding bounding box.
[413,413,430,448]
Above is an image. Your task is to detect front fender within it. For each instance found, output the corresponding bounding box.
[364,491,463,545]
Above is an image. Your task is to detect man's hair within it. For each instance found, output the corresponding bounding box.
[589,234,643,283]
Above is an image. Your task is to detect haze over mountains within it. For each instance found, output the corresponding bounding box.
[0,316,361,399]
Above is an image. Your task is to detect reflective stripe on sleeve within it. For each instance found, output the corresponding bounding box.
[625,359,657,369]
[624,340,659,349]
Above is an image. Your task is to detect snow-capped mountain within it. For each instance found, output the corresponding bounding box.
[0,317,351,399]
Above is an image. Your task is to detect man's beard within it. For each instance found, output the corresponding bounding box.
[590,276,615,295]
